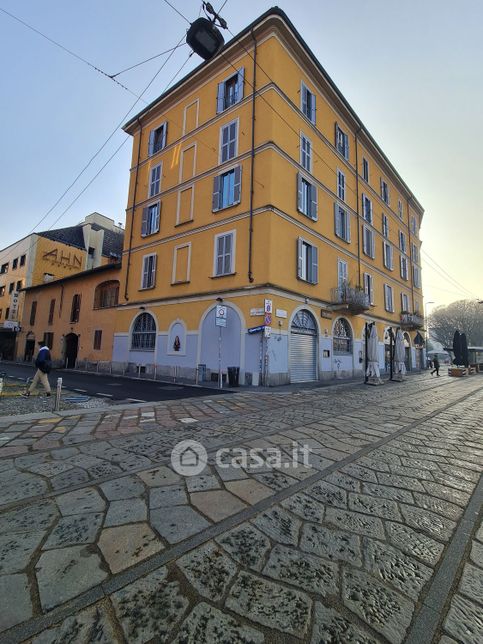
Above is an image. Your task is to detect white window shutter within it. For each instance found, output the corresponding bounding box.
[334,203,341,237]
[161,123,167,149]
[371,231,375,258]
[151,255,157,287]
[154,202,161,233]
[297,239,303,278]
[310,93,316,124]
[142,257,148,288]
[148,130,155,156]
[302,86,308,117]
[216,81,225,113]
[297,173,302,212]
[347,211,351,242]
[212,175,221,211]
[233,166,242,204]
[310,184,318,219]
[141,208,148,237]
[236,68,245,103]
[310,245,318,283]
[344,133,349,159]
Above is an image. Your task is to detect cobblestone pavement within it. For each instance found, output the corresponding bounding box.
[0,373,481,643]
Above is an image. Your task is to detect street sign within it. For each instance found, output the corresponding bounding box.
[264,326,272,338]
[264,313,272,326]
[264,299,272,314]
[250,308,264,316]
[215,305,227,327]
[248,325,265,334]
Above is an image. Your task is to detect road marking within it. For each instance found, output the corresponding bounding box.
[127,398,146,403]
[73,389,87,393]
[96,393,113,398]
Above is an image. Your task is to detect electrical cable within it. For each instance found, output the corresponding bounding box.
[110,44,188,78]
[160,0,191,25]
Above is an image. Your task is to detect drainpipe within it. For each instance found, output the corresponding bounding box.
[355,127,362,288]
[124,117,143,301]
[248,29,257,283]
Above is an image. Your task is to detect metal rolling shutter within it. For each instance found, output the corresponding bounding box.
[290,332,317,382]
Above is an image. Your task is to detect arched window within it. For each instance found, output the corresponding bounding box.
[333,318,352,354]
[291,310,317,335]
[131,312,156,350]
[94,281,120,309]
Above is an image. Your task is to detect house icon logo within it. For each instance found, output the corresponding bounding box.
[171,440,208,476]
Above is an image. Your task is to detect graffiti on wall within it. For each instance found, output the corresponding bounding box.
[42,249,82,268]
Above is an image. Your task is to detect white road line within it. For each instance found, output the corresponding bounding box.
[127,398,146,403]
[96,393,113,398]
[73,389,87,393]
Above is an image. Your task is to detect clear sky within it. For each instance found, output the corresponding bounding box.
[1,0,481,310]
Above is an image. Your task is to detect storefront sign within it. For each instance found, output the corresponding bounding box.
[10,291,19,320]
[215,305,227,327]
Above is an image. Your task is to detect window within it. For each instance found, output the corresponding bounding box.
[401,292,410,313]
[297,239,318,284]
[16,280,22,291]
[362,158,369,182]
[93,330,102,351]
[149,164,161,197]
[20,255,26,267]
[43,332,54,348]
[333,318,352,354]
[214,232,235,276]
[383,242,393,270]
[413,265,421,288]
[337,259,348,289]
[94,281,120,309]
[363,273,374,305]
[30,301,37,325]
[141,254,157,289]
[12,258,18,270]
[5,307,10,319]
[70,294,81,323]
[297,173,318,220]
[8,282,14,294]
[212,166,241,211]
[382,214,389,238]
[217,68,244,112]
[399,231,407,253]
[384,284,394,312]
[362,194,373,223]
[0,286,4,297]
[131,312,156,350]
[337,170,345,201]
[148,122,167,156]
[48,299,55,324]
[141,202,161,236]
[362,226,375,258]
[300,134,312,172]
[381,178,390,204]
[411,243,419,263]
[0,310,2,319]
[334,203,350,242]
[301,82,316,123]
[400,255,409,280]
[335,124,349,159]
[398,199,403,219]
[0,263,8,274]
[220,120,238,163]
[410,216,417,235]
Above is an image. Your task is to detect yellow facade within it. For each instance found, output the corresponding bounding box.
[18,265,121,365]
[113,9,425,384]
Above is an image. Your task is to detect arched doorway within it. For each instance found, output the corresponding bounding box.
[24,332,35,362]
[64,333,79,369]
[290,309,317,382]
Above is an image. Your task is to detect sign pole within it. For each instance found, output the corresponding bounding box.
[218,325,222,389]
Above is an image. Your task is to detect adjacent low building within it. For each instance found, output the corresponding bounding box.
[18,263,121,367]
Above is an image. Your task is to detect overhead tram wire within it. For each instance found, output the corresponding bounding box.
[109,44,188,78]
[421,252,478,299]
[1,34,189,262]
[0,7,143,100]
[161,0,191,25]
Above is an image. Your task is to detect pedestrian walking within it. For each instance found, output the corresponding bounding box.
[431,355,440,377]
[23,342,52,396]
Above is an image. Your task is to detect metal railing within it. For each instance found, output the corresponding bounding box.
[331,285,370,313]
[400,312,424,329]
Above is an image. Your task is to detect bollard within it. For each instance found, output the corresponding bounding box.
[55,377,63,411]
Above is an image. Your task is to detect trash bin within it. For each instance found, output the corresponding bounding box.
[227,366,240,387]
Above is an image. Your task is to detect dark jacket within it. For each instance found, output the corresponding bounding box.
[35,346,52,374]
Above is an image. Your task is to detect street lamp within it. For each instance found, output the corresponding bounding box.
[424,301,435,368]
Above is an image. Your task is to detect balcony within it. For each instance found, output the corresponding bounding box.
[331,285,370,315]
[400,312,424,330]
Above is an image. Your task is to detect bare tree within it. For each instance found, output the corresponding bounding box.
[429,300,483,348]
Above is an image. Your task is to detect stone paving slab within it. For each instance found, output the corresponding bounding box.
[0,373,481,642]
